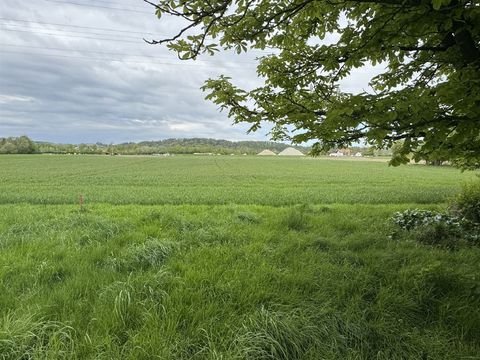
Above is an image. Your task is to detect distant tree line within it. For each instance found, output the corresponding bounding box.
[32,137,312,155]
[0,136,37,154]
[3,136,401,159]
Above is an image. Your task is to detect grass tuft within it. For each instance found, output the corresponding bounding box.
[108,238,174,272]
[237,212,261,224]
[282,207,309,231]
[0,312,75,359]
[235,307,320,360]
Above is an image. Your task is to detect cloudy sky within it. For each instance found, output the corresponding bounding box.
[0,0,380,144]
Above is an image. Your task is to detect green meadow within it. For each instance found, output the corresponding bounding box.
[0,155,479,359]
[0,155,474,205]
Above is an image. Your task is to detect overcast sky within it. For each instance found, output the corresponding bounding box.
[0,0,381,144]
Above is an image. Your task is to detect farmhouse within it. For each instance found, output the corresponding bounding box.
[329,151,344,157]
[278,147,305,156]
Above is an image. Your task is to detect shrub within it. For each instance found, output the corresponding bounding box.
[451,180,480,224]
[391,208,478,248]
[391,209,461,231]
[410,223,460,249]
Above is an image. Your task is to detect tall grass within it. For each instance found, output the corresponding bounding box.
[0,203,478,358]
[0,312,75,359]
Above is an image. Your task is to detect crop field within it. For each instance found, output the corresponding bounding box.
[0,155,476,205]
[0,155,479,359]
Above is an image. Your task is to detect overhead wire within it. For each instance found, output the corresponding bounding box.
[0,3,265,122]
[0,18,276,55]
[38,0,284,53]
[43,0,155,14]
[1,24,146,41]
[0,43,259,65]
[0,49,254,69]
[0,17,166,36]
[0,24,272,55]
[70,0,147,8]
[0,27,144,43]
[0,6,275,67]
[0,23,274,56]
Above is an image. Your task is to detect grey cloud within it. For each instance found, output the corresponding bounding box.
[0,0,269,143]
[0,0,380,144]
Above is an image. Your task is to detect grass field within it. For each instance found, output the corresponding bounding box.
[0,155,479,359]
[0,155,476,205]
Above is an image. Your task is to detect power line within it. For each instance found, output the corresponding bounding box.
[72,0,147,8]
[0,49,248,69]
[43,0,154,14]
[0,43,257,65]
[1,24,144,41]
[0,27,271,58]
[0,18,275,56]
[0,43,166,59]
[0,27,143,44]
[0,17,164,36]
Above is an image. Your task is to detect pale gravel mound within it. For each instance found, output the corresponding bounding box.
[257,149,277,156]
[278,147,304,156]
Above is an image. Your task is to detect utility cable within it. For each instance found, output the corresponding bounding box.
[0,49,250,69]
[43,0,154,14]
[70,0,147,8]
[0,43,257,65]
[0,27,143,44]
[0,17,166,36]
[1,24,145,40]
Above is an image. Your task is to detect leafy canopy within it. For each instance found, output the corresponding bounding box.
[144,0,480,169]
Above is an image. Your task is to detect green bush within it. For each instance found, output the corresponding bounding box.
[391,209,460,231]
[411,223,460,249]
[452,180,480,224]
[391,206,479,248]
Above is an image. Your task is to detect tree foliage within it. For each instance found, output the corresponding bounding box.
[144,0,480,169]
[0,136,36,154]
